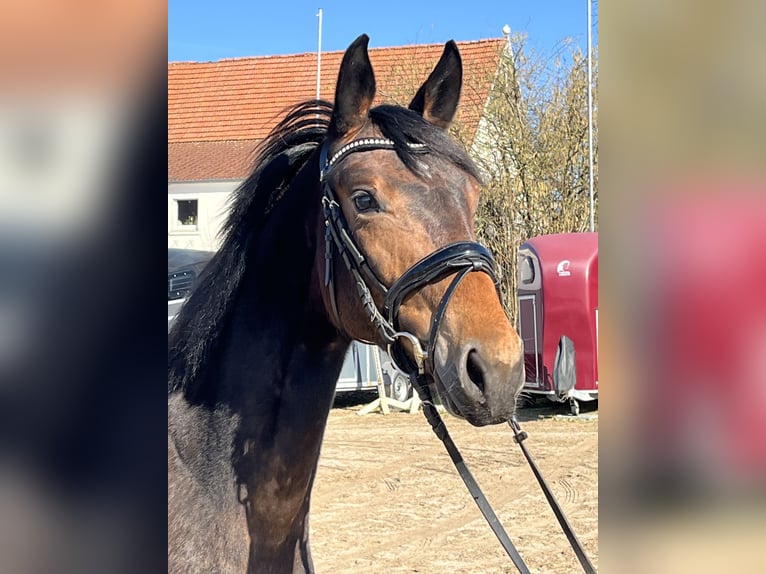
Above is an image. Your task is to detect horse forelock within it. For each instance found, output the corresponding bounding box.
[368,104,481,184]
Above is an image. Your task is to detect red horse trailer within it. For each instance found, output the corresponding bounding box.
[517,233,598,414]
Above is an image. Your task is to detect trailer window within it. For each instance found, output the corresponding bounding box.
[520,256,536,284]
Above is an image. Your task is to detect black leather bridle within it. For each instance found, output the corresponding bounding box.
[319,137,500,377]
[318,137,596,574]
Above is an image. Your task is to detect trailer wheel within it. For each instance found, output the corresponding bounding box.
[387,372,412,402]
[569,398,580,416]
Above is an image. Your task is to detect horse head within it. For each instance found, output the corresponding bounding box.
[317,35,525,426]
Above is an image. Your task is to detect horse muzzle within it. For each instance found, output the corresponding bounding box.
[431,340,525,426]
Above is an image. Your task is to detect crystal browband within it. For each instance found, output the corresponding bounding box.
[320,138,427,180]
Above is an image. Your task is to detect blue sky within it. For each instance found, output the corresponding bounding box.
[169,0,597,62]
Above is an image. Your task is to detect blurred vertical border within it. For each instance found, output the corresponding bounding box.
[0,1,167,572]
[601,0,766,572]
[3,1,766,572]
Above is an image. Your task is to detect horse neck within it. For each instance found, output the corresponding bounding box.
[171,169,350,498]
[184,169,348,421]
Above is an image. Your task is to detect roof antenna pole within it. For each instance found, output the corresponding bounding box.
[316,8,323,101]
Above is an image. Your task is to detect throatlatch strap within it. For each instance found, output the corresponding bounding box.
[411,377,532,574]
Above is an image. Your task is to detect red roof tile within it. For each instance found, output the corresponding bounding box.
[168,39,505,181]
[168,140,258,182]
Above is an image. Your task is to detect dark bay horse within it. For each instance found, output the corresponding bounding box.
[168,34,525,573]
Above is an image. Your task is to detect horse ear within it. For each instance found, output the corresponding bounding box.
[409,40,462,130]
[330,34,376,138]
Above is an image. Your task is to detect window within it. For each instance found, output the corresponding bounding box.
[176,199,198,228]
[520,256,536,284]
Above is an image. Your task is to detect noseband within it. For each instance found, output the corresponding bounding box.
[319,137,500,377]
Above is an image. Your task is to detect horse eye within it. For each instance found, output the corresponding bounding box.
[352,192,379,213]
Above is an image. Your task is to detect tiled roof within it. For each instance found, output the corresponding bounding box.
[168,38,505,182]
[168,140,258,182]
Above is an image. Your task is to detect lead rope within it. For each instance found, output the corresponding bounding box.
[411,376,532,574]
[412,375,597,574]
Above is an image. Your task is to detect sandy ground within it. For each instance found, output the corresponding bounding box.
[310,395,598,574]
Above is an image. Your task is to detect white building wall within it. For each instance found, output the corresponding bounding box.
[167,180,241,251]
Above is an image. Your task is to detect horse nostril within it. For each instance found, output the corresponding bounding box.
[465,349,486,395]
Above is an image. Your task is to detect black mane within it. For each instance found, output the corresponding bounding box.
[168,100,479,395]
[168,100,332,393]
